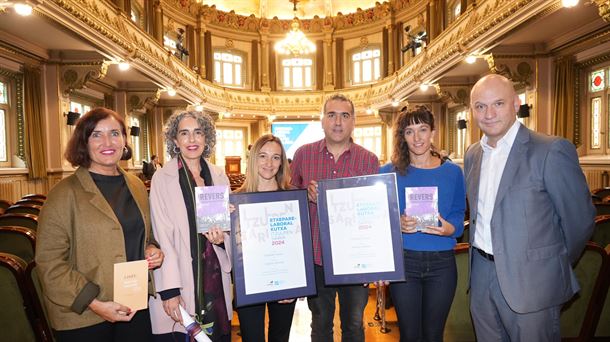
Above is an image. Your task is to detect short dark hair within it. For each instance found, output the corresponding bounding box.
[323,94,355,116]
[391,105,438,174]
[65,107,128,168]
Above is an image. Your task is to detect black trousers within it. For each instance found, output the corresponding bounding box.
[237,300,296,342]
[55,309,153,342]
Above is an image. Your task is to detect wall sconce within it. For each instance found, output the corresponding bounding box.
[518,104,531,118]
[130,126,141,136]
[66,111,81,126]
[465,55,478,64]
[457,119,467,130]
[117,61,130,71]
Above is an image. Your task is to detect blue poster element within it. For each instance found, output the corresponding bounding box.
[272,122,324,159]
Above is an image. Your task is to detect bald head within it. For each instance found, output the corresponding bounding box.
[470,74,520,147]
[470,74,517,102]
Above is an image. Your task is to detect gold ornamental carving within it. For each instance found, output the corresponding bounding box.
[60,61,110,95]
[127,90,162,112]
[435,85,470,107]
[46,0,551,114]
[359,37,369,49]
[487,55,533,88]
[592,0,610,23]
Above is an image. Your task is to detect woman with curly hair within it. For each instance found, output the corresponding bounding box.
[148,111,232,342]
[379,106,466,342]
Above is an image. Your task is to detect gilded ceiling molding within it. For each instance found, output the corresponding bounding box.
[162,0,412,33]
[0,41,44,65]
[391,0,548,103]
[553,26,610,56]
[59,61,110,95]
[127,90,162,112]
[592,0,610,23]
[42,0,558,115]
[485,53,534,87]
[378,110,395,128]
[434,85,470,107]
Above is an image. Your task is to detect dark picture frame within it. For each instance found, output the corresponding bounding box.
[317,173,405,285]
[230,189,316,307]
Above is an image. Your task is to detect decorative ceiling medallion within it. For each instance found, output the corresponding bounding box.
[360,36,369,49]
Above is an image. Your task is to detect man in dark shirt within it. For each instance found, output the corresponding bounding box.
[143,155,161,180]
[290,94,379,342]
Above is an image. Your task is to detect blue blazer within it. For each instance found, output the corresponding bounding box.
[464,124,595,313]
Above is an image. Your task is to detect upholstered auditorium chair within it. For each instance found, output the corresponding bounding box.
[560,242,609,341]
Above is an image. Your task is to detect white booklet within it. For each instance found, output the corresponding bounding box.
[113,260,148,310]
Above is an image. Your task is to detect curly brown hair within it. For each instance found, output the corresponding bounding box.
[164,110,216,159]
[391,105,440,175]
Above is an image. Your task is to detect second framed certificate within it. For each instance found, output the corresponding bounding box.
[318,173,405,285]
[230,189,316,307]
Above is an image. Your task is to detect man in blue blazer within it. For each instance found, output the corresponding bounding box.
[464,74,595,341]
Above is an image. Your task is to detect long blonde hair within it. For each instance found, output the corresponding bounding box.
[238,134,291,193]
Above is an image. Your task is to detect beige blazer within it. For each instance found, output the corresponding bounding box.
[148,157,233,335]
[36,166,153,330]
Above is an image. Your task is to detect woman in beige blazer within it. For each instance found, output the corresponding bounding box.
[36,108,164,341]
[149,111,232,342]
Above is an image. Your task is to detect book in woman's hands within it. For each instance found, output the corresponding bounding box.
[195,185,230,233]
[405,186,439,232]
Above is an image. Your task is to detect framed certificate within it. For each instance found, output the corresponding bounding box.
[317,173,405,285]
[230,189,316,307]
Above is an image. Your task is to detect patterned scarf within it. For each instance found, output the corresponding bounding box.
[177,155,230,341]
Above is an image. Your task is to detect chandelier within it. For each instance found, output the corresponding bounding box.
[274,0,316,56]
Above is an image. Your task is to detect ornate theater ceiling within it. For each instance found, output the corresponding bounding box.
[195,0,380,19]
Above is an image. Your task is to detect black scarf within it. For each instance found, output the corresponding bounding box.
[177,155,229,340]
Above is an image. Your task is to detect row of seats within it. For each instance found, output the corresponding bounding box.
[227,173,246,191]
[593,188,610,218]
[0,252,53,342]
[0,194,43,270]
[0,194,46,215]
[444,241,610,341]
[0,194,52,340]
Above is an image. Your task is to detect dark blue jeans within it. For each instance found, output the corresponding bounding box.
[307,264,368,342]
[390,249,457,342]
